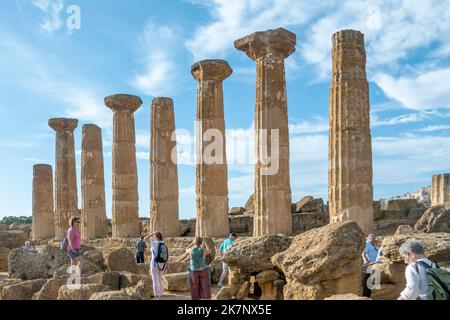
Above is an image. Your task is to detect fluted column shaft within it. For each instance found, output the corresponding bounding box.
[150,97,180,237]
[431,174,450,206]
[192,60,231,237]
[328,30,374,234]
[81,124,107,239]
[32,164,55,240]
[235,28,294,236]
[105,94,142,238]
[49,118,78,240]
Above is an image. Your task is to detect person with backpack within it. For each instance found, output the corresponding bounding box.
[135,236,147,264]
[186,237,212,300]
[398,238,449,300]
[66,216,83,276]
[144,231,168,299]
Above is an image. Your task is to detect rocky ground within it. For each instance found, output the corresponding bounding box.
[0,197,448,300]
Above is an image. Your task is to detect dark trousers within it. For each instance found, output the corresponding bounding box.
[136,251,145,264]
[190,269,211,300]
[362,272,372,297]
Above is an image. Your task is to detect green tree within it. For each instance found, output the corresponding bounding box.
[0,216,32,225]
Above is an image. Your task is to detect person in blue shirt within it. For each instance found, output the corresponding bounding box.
[362,234,384,297]
[218,232,237,286]
[363,234,382,264]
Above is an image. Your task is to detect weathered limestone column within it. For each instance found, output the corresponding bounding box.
[32,164,55,240]
[105,94,142,238]
[192,60,231,237]
[81,124,107,239]
[49,118,79,240]
[431,174,450,206]
[235,28,294,236]
[328,30,374,234]
[150,97,180,237]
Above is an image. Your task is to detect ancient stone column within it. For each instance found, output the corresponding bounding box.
[328,30,374,234]
[49,118,79,240]
[81,124,107,239]
[431,174,450,206]
[105,94,142,238]
[32,164,55,240]
[235,28,294,236]
[150,98,180,237]
[192,60,231,237]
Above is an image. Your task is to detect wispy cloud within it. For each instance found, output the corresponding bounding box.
[0,30,111,128]
[132,20,179,97]
[416,125,450,132]
[373,68,450,110]
[31,0,64,34]
[185,0,326,60]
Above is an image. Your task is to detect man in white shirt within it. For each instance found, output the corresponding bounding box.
[398,238,436,300]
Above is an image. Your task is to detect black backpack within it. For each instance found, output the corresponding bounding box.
[154,242,169,270]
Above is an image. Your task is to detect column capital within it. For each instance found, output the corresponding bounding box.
[152,97,173,107]
[104,94,142,113]
[234,28,296,61]
[191,59,232,81]
[48,118,78,132]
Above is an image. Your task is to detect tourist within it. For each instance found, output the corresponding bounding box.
[362,234,384,297]
[144,231,168,299]
[218,232,237,286]
[398,238,437,300]
[22,241,35,252]
[186,237,212,300]
[66,216,83,276]
[135,236,147,264]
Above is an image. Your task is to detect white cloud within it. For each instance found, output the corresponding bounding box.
[371,111,432,126]
[373,68,450,110]
[289,117,328,134]
[416,125,450,132]
[132,21,178,97]
[31,0,64,34]
[0,30,111,128]
[186,0,327,60]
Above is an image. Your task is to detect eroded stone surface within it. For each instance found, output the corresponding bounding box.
[192,60,231,237]
[32,164,55,240]
[328,30,374,234]
[235,28,295,236]
[150,97,180,237]
[81,124,107,239]
[49,118,79,240]
[431,174,450,206]
[105,94,142,238]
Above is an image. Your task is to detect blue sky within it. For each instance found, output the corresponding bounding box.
[1,0,450,220]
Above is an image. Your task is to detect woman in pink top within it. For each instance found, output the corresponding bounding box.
[67,216,83,275]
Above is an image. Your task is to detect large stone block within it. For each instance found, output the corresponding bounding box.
[272,221,364,300]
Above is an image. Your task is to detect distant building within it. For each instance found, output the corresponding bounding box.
[380,186,431,208]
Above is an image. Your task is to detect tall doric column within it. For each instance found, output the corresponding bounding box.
[328,30,374,234]
[49,118,79,240]
[81,124,107,239]
[105,94,142,238]
[192,59,231,237]
[150,97,180,237]
[431,174,450,206]
[235,28,294,236]
[32,164,55,240]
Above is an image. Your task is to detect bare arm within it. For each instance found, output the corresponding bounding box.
[203,241,212,255]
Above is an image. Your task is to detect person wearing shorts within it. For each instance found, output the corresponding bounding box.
[67,216,83,276]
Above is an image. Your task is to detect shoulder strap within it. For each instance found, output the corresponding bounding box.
[370,242,379,252]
